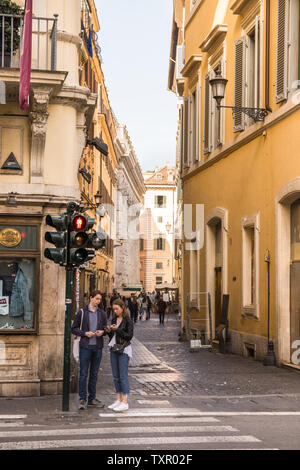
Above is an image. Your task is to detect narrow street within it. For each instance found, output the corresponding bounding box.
[1,313,300,451]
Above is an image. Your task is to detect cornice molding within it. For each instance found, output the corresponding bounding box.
[200,24,228,53]
[181,54,202,78]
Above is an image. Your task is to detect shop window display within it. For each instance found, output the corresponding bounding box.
[0,258,35,330]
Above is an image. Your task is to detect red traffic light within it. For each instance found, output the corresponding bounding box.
[72,215,87,231]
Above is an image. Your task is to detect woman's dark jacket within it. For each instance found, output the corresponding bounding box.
[107,315,134,346]
[71,306,107,350]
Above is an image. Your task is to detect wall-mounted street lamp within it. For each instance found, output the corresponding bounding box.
[87,138,109,156]
[79,167,92,184]
[209,68,269,122]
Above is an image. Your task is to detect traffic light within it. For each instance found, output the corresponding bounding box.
[69,214,96,266]
[44,214,68,265]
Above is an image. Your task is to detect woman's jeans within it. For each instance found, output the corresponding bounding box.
[110,351,130,395]
[79,345,103,402]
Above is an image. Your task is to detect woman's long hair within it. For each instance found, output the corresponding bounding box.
[112,298,129,318]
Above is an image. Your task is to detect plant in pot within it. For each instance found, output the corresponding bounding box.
[0,0,23,67]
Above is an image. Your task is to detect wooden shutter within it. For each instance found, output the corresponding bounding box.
[234,37,246,132]
[183,98,189,167]
[276,0,288,103]
[203,74,211,154]
[162,238,166,251]
[179,104,184,170]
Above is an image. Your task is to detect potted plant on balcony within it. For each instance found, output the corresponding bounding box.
[0,0,22,67]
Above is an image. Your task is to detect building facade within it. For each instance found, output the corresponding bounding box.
[113,123,145,292]
[0,0,97,396]
[168,0,300,367]
[140,164,178,293]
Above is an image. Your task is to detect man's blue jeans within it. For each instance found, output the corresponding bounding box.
[79,345,102,401]
[110,351,130,395]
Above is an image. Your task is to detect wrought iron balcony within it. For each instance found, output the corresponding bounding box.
[0,13,58,71]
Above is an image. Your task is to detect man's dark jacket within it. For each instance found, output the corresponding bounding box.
[71,306,107,349]
[107,316,134,346]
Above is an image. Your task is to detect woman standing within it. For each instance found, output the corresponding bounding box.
[105,298,133,412]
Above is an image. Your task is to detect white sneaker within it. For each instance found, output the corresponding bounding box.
[113,402,129,412]
[107,400,121,410]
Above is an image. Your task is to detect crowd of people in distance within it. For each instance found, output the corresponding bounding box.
[99,290,175,326]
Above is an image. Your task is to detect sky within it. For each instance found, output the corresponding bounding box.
[94,0,178,172]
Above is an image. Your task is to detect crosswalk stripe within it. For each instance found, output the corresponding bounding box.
[115,417,220,423]
[0,425,238,438]
[0,435,261,450]
[0,415,27,420]
[100,408,209,418]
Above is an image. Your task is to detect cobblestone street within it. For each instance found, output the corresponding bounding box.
[96,312,300,402]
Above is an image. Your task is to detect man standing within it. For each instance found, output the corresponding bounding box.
[71,290,107,410]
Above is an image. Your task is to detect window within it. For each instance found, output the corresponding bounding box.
[157,216,163,224]
[154,237,166,250]
[139,238,144,251]
[156,174,163,180]
[0,219,40,332]
[204,64,224,153]
[156,262,163,269]
[154,195,167,208]
[242,213,260,318]
[276,0,300,103]
[234,17,260,131]
[156,276,163,285]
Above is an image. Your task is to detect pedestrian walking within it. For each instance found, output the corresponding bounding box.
[128,294,138,323]
[105,298,134,412]
[157,295,167,326]
[140,294,148,321]
[146,292,152,320]
[106,293,112,320]
[71,290,107,410]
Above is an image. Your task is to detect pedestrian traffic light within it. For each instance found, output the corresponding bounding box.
[69,213,96,266]
[44,214,68,265]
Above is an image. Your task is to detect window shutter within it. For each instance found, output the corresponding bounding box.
[203,74,211,154]
[183,98,189,167]
[154,239,157,250]
[162,238,166,251]
[276,0,288,103]
[180,104,184,170]
[234,37,246,132]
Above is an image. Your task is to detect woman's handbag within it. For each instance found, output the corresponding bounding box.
[73,309,84,362]
[111,341,129,354]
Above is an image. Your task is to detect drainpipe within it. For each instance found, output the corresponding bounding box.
[265,0,272,112]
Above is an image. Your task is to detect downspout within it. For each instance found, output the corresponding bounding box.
[265,0,272,112]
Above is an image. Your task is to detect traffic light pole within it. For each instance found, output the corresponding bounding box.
[62,266,73,411]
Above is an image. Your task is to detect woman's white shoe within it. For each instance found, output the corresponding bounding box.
[113,402,129,412]
[107,400,121,410]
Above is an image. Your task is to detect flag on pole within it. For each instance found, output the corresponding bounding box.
[19,0,33,110]
[87,28,93,58]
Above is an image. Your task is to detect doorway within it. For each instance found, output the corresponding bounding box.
[290,200,300,362]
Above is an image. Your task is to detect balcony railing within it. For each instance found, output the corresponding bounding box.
[0,13,58,71]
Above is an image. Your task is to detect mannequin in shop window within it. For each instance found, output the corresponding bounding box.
[0,261,33,325]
